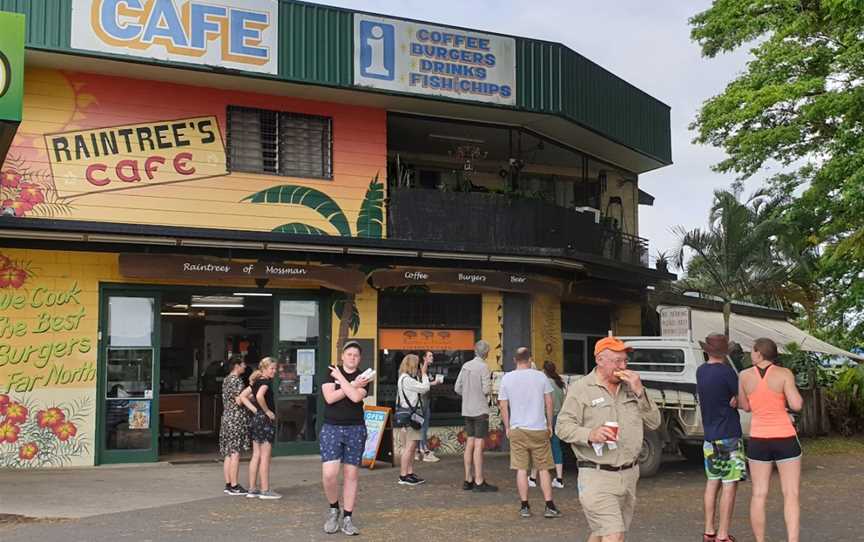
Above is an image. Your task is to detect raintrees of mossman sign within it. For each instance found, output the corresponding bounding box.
[71,0,278,74]
[354,14,516,105]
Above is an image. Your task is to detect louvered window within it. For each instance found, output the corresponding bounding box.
[227,106,332,179]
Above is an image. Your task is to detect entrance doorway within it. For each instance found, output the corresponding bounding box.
[502,293,531,371]
[97,286,329,464]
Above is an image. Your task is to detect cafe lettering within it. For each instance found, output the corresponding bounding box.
[45,116,226,197]
[72,0,279,74]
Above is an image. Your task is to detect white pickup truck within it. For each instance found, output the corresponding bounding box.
[562,336,750,477]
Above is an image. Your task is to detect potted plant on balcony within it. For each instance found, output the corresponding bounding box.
[655,250,670,273]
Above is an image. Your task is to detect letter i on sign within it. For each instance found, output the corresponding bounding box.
[359,20,394,80]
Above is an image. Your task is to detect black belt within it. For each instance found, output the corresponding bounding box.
[577,461,636,471]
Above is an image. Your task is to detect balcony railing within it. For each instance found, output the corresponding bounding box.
[387,188,649,267]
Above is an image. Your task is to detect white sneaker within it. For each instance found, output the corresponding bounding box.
[258,490,282,500]
[422,451,440,463]
[552,478,565,489]
[528,477,537,488]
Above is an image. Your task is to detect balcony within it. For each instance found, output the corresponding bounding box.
[387,188,649,267]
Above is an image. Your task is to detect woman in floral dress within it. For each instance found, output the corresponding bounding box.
[220,357,250,495]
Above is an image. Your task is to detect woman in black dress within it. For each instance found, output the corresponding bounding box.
[220,357,249,495]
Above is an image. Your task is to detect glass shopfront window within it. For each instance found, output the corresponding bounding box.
[378,293,481,425]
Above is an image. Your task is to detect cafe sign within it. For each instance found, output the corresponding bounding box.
[71,0,278,75]
[370,268,563,297]
[379,329,476,351]
[45,116,226,199]
[354,14,516,105]
[119,254,367,293]
[0,10,25,160]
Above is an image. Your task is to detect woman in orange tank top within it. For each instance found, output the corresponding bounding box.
[738,338,804,542]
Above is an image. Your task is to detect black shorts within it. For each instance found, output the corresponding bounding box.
[747,436,802,463]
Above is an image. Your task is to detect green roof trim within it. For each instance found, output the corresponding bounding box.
[2,0,671,165]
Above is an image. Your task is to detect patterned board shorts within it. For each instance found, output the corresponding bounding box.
[703,437,747,483]
[320,423,367,466]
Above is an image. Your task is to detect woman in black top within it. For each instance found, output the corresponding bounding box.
[239,357,281,499]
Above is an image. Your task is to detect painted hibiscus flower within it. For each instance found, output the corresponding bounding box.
[0,254,11,270]
[17,183,45,205]
[0,170,21,189]
[456,430,467,446]
[484,429,503,451]
[0,265,27,289]
[426,435,442,451]
[0,394,9,416]
[52,421,78,441]
[4,402,28,424]
[36,407,66,429]
[0,421,20,444]
[18,442,39,461]
[1,198,33,217]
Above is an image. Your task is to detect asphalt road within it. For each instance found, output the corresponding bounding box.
[3,452,862,541]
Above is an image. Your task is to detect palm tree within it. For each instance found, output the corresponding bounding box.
[673,187,789,337]
[243,174,384,349]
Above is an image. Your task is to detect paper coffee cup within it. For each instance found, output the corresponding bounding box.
[604,421,619,441]
[435,374,444,384]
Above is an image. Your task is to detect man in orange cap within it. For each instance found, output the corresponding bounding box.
[556,336,661,542]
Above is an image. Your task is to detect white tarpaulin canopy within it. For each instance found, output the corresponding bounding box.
[658,305,864,362]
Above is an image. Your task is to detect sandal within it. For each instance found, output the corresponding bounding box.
[703,534,716,542]
[716,537,736,542]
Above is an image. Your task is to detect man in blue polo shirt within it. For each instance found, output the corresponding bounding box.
[696,333,745,542]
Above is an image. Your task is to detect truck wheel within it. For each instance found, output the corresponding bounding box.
[638,430,662,478]
[680,443,704,463]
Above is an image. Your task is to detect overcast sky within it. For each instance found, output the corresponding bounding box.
[322,0,753,263]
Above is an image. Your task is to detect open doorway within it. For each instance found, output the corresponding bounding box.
[158,291,273,461]
[99,286,326,464]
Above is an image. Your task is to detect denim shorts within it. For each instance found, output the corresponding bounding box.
[320,423,367,466]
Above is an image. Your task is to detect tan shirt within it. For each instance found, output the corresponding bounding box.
[555,369,661,467]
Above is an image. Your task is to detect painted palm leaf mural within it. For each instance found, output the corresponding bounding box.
[356,174,384,239]
[242,174,385,349]
[242,184,352,237]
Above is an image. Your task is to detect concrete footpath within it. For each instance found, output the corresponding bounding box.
[2,452,863,541]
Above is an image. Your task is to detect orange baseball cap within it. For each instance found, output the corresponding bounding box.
[594,336,633,356]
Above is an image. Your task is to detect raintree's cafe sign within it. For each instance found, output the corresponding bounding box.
[45,116,226,199]
[71,0,278,74]
[119,254,366,293]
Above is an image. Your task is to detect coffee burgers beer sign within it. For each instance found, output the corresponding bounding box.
[370,268,563,296]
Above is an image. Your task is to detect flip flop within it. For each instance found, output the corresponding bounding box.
[703,534,716,542]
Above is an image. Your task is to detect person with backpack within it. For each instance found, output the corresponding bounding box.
[396,353,431,486]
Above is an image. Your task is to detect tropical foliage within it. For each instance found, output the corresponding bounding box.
[673,187,791,335]
[688,1,864,348]
[242,174,386,349]
[826,364,864,436]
